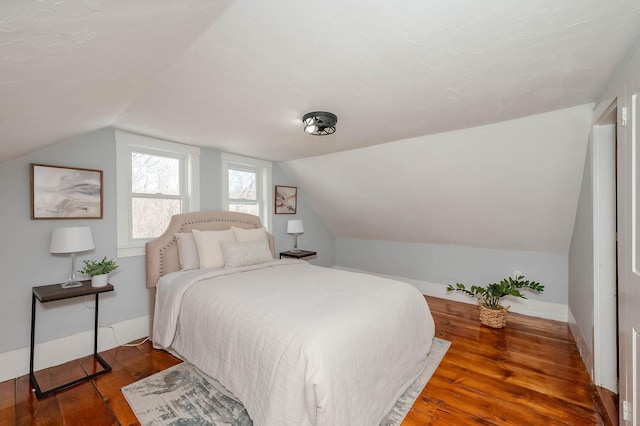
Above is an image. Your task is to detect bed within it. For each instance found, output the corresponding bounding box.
[146,210,435,426]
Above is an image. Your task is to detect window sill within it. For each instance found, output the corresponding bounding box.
[117,245,145,258]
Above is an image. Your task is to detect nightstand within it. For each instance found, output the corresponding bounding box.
[30,280,114,398]
[280,250,317,260]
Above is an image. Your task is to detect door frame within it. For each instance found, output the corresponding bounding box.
[592,102,619,393]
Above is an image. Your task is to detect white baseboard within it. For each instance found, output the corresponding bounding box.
[567,308,594,380]
[0,315,149,383]
[334,266,568,322]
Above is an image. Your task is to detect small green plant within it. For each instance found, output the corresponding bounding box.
[79,256,119,276]
[446,275,544,310]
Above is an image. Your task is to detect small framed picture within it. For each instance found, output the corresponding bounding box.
[31,163,103,219]
[275,185,297,214]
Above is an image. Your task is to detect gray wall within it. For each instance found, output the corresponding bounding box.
[271,166,335,267]
[335,238,568,304]
[568,139,594,348]
[200,148,223,210]
[0,128,136,354]
[0,128,335,355]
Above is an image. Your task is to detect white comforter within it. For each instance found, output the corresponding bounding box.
[153,260,434,426]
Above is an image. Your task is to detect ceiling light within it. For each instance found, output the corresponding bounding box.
[302,111,337,135]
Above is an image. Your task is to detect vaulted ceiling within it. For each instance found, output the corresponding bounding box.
[1,0,639,253]
[1,0,639,163]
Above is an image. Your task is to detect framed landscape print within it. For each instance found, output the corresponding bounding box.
[275,185,297,214]
[31,163,103,219]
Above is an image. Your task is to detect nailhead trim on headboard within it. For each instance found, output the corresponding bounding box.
[145,211,275,341]
[158,218,258,276]
[146,211,273,289]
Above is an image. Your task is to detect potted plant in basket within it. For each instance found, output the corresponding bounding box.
[79,256,119,288]
[446,275,544,328]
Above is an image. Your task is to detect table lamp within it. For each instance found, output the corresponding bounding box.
[287,220,304,252]
[50,226,95,288]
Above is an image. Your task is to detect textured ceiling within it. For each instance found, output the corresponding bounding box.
[112,0,640,160]
[0,0,639,163]
[0,0,232,162]
[280,104,594,254]
[0,1,637,254]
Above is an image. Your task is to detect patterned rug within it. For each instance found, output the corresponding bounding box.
[122,337,450,426]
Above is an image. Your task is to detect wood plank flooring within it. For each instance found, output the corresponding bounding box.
[405,297,605,425]
[0,296,606,425]
[596,386,618,426]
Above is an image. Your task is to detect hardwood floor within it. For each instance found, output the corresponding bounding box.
[404,297,605,425]
[596,385,619,426]
[0,296,605,425]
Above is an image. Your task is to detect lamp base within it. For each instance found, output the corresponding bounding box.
[61,281,83,289]
[292,233,301,252]
[61,253,83,289]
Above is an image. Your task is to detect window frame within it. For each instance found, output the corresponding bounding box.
[227,163,259,209]
[221,152,272,231]
[116,130,200,257]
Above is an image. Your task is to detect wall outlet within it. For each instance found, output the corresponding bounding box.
[513,270,522,279]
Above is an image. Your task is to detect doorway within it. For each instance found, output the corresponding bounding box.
[593,104,619,395]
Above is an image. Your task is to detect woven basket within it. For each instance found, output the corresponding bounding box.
[478,304,510,328]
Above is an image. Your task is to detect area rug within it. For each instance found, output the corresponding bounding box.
[122,337,450,426]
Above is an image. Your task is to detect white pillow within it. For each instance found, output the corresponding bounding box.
[192,229,236,269]
[174,232,200,270]
[232,226,267,242]
[221,238,273,268]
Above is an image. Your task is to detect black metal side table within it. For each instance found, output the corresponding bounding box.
[280,250,317,260]
[30,280,114,398]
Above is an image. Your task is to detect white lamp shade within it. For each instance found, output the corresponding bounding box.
[50,226,95,253]
[287,220,304,234]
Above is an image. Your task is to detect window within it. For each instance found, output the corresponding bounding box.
[228,166,258,215]
[116,130,200,257]
[131,152,181,239]
[222,153,272,230]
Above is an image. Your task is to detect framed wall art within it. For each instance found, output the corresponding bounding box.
[31,163,103,219]
[275,185,297,214]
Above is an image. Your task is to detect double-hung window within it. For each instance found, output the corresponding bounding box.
[222,153,272,230]
[116,130,200,257]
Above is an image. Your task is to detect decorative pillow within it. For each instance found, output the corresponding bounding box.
[174,232,200,271]
[232,226,267,242]
[192,229,236,269]
[221,238,273,268]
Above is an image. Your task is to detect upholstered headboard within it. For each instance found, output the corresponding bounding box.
[145,210,275,338]
[146,210,275,288]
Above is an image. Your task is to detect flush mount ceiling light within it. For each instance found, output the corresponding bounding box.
[302,111,338,135]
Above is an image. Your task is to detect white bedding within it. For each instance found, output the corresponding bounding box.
[153,259,435,426]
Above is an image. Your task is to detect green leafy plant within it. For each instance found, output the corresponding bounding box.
[446,275,544,310]
[79,256,119,277]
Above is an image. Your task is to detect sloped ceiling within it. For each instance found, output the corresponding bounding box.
[116,0,639,161]
[0,1,638,254]
[1,0,639,163]
[0,0,232,161]
[280,104,593,254]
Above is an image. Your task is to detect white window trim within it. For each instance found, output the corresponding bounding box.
[116,130,200,257]
[222,152,272,231]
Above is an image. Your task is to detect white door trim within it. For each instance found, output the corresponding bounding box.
[592,116,619,392]
[591,101,618,393]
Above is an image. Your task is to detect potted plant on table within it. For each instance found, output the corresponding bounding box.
[79,256,119,288]
[446,275,544,328]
